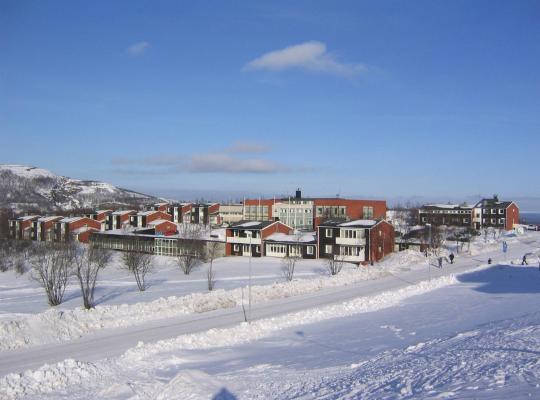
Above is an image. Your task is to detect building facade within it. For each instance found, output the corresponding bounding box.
[317,219,394,264]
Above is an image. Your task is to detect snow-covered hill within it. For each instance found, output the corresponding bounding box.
[0,164,158,212]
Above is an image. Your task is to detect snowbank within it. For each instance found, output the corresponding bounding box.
[0,266,388,351]
[0,273,459,399]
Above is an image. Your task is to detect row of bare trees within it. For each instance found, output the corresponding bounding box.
[30,242,112,308]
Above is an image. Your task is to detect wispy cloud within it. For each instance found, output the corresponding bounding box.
[111,141,307,174]
[244,41,365,77]
[126,41,150,56]
[186,153,287,173]
[225,141,271,154]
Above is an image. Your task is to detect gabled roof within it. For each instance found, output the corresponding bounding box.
[18,215,40,221]
[137,210,161,216]
[147,219,175,226]
[112,210,136,216]
[59,217,82,223]
[37,216,63,223]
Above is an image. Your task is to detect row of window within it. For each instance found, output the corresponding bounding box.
[266,244,315,255]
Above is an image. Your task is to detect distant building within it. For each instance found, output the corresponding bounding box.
[244,189,387,231]
[8,215,40,240]
[31,216,63,241]
[317,219,394,264]
[107,210,137,230]
[225,220,293,257]
[130,210,172,228]
[418,196,519,231]
[54,217,102,243]
[472,196,519,231]
[219,204,244,225]
[418,204,473,227]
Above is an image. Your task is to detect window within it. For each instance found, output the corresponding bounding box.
[499,218,505,224]
[363,206,374,219]
[233,244,239,252]
[307,246,314,255]
[499,209,504,214]
[325,245,332,254]
[325,229,332,238]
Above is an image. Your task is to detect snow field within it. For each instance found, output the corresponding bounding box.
[0,261,390,351]
[0,273,460,399]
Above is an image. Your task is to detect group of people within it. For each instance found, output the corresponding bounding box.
[436,253,455,268]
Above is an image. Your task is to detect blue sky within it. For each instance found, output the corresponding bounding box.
[1,0,539,201]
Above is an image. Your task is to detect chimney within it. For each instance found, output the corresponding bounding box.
[295,188,302,199]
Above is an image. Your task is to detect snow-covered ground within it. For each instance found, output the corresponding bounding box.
[1,231,539,399]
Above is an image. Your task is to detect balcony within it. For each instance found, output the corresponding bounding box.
[226,236,262,245]
[335,237,366,246]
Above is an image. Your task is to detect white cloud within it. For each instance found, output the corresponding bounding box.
[126,41,150,56]
[225,141,271,154]
[186,153,287,173]
[244,41,365,77]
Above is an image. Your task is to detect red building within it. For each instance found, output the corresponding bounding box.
[130,210,172,228]
[243,190,387,230]
[225,220,293,257]
[54,217,102,243]
[8,215,40,240]
[147,219,178,236]
[317,219,394,264]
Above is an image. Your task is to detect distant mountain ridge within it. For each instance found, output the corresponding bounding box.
[0,164,159,212]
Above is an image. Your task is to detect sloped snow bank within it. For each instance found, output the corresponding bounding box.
[0,273,458,399]
[0,266,390,351]
[250,312,540,399]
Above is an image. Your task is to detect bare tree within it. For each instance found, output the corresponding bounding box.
[205,241,221,291]
[281,233,303,281]
[430,225,444,256]
[31,242,75,306]
[326,253,344,276]
[74,244,112,309]
[176,224,203,275]
[121,240,154,291]
[282,251,301,281]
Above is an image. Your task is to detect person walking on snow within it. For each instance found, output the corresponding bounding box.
[522,255,528,265]
[449,253,455,264]
[438,257,443,268]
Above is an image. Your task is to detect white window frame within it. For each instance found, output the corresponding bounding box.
[325,229,332,238]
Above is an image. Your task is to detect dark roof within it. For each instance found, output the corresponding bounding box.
[230,220,275,230]
[420,204,473,211]
[476,198,513,209]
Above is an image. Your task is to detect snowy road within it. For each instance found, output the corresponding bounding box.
[1,236,534,378]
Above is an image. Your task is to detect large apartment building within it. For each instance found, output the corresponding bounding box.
[418,196,519,231]
[244,190,387,231]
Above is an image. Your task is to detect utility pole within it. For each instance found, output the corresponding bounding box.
[248,231,252,322]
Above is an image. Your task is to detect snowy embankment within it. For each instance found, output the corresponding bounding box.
[0,265,391,351]
[0,273,459,399]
